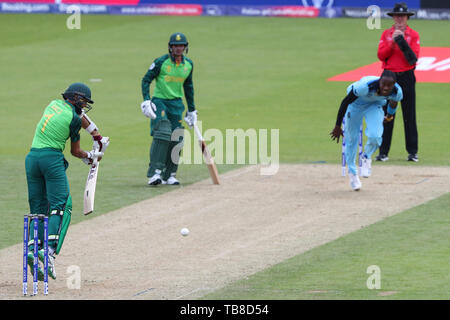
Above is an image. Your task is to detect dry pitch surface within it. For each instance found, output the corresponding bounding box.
[1,164,449,300]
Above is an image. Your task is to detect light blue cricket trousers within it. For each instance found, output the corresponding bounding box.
[344,103,384,175]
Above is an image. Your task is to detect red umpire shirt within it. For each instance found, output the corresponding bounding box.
[377,25,420,72]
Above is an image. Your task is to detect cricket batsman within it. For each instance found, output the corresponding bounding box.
[330,70,403,191]
[25,83,109,280]
[141,32,197,186]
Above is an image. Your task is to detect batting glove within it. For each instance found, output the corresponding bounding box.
[82,150,104,165]
[93,135,110,153]
[141,100,157,119]
[184,110,197,128]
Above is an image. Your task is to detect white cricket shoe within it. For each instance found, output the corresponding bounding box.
[349,172,362,191]
[148,172,162,186]
[162,174,180,185]
[361,156,372,178]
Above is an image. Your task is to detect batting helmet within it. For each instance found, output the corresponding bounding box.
[62,82,94,113]
[168,32,189,54]
[169,32,188,46]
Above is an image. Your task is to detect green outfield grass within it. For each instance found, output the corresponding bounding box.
[1,14,449,299]
[203,192,450,300]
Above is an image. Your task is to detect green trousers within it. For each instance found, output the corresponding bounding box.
[148,97,185,180]
[25,148,70,251]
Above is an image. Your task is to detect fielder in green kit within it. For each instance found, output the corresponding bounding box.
[25,83,109,280]
[141,32,198,186]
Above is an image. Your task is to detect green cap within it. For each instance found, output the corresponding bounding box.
[63,82,93,104]
[168,33,188,46]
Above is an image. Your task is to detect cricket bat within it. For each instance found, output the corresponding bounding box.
[193,123,220,185]
[83,156,100,215]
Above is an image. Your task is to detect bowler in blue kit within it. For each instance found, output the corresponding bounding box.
[330,70,403,191]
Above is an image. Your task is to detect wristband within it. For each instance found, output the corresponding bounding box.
[387,104,396,115]
[86,122,97,133]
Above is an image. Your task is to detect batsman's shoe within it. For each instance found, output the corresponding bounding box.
[148,173,162,186]
[349,172,362,191]
[38,249,56,280]
[361,156,372,178]
[27,251,45,281]
[48,254,57,280]
[408,154,419,162]
[162,174,180,185]
[375,154,389,162]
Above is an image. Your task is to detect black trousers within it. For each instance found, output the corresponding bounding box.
[379,69,418,156]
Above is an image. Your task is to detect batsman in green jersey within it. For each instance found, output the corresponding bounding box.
[141,32,197,186]
[25,83,109,280]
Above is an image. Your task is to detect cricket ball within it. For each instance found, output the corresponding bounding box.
[180,228,189,236]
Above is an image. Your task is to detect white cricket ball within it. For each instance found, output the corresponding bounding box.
[180,228,189,236]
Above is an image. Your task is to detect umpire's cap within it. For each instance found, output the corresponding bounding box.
[387,2,415,16]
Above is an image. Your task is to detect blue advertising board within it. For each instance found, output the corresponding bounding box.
[3,0,449,18]
[138,0,420,9]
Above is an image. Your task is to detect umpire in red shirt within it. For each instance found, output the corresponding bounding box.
[376,2,420,162]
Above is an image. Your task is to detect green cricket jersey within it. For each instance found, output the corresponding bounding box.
[31,99,82,151]
[141,54,195,111]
